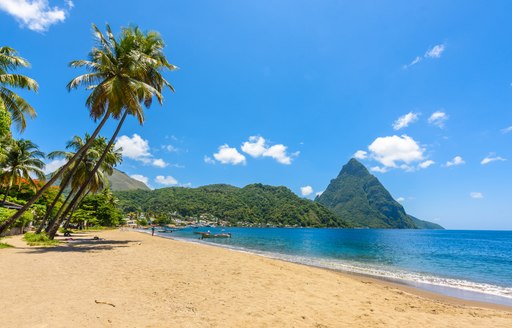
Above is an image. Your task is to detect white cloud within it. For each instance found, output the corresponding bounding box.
[213,145,246,165]
[481,155,506,165]
[396,197,405,203]
[152,158,168,168]
[164,144,178,152]
[393,112,419,130]
[419,160,435,169]
[428,111,448,128]
[501,126,512,134]
[43,158,66,174]
[116,134,151,160]
[370,166,388,173]
[130,174,149,185]
[353,150,368,160]
[204,155,215,164]
[368,135,424,168]
[300,186,313,196]
[116,134,168,168]
[425,44,446,58]
[404,44,445,69]
[315,191,323,197]
[445,156,465,167]
[155,175,178,186]
[0,0,72,32]
[241,136,297,165]
[470,192,484,199]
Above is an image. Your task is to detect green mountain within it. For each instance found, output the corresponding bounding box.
[115,183,351,227]
[108,169,150,191]
[315,158,443,229]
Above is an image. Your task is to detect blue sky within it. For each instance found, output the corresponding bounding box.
[1,0,512,229]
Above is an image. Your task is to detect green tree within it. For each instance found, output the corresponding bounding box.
[0,139,45,205]
[0,24,175,235]
[0,46,38,133]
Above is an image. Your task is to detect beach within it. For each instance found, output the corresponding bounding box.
[1,230,511,328]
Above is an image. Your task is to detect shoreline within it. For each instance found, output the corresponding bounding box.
[142,229,512,312]
[1,229,511,327]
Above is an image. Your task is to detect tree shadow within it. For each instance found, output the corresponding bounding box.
[18,238,142,254]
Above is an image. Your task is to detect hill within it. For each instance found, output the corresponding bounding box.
[115,183,351,227]
[108,169,150,191]
[315,159,443,229]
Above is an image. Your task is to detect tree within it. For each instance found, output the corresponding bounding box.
[0,139,45,205]
[0,24,175,235]
[0,46,38,133]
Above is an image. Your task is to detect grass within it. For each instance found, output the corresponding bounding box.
[0,240,13,249]
[22,232,60,247]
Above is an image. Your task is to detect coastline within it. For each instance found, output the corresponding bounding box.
[1,229,511,327]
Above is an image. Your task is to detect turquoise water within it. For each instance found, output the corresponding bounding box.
[152,228,512,305]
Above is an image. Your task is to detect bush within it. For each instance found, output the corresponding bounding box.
[0,207,33,228]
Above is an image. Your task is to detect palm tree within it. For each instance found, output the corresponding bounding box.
[0,46,38,132]
[0,139,45,205]
[46,136,122,238]
[54,24,175,229]
[0,24,175,234]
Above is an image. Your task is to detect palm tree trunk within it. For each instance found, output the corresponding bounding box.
[45,189,76,234]
[48,111,128,239]
[0,111,111,235]
[1,175,14,205]
[36,154,85,234]
[63,190,90,229]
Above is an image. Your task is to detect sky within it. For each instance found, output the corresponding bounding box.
[1,0,512,229]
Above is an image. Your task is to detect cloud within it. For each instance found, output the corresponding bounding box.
[155,175,178,186]
[393,112,419,130]
[368,135,424,168]
[501,126,512,134]
[404,43,445,69]
[241,136,297,165]
[425,44,446,58]
[428,111,448,128]
[396,197,405,203]
[419,160,435,169]
[470,192,483,199]
[370,166,388,173]
[353,150,368,160]
[300,186,313,196]
[43,158,66,174]
[116,134,168,168]
[445,156,465,167]
[204,155,215,165]
[0,0,73,32]
[213,145,246,165]
[481,155,506,165]
[130,174,149,185]
[164,144,178,152]
[315,191,323,197]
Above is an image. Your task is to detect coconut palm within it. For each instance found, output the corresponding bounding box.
[0,139,45,205]
[0,46,38,132]
[0,24,175,234]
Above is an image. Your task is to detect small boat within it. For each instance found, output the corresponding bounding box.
[200,232,231,239]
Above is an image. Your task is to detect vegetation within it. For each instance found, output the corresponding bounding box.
[22,232,59,246]
[315,159,443,229]
[0,240,13,248]
[108,169,150,191]
[116,183,351,228]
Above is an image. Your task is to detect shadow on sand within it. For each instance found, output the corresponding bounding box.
[18,235,141,254]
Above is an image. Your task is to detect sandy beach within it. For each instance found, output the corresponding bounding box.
[1,229,511,328]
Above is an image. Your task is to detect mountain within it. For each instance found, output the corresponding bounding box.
[115,183,351,227]
[108,169,150,191]
[315,158,443,229]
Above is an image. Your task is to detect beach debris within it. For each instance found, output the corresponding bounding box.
[95,300,116,307]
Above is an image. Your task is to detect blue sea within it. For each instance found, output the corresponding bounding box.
[151,228,512,306]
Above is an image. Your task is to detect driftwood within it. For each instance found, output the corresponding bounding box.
[94,300,116,307]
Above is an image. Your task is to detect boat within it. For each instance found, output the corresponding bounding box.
[199,232,231,239]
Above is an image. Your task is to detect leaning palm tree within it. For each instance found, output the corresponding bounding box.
[46,136,122,238]
[0,24,175,234]
[55,24,175,226]
[0,139,45,205]
[0,46,38,132]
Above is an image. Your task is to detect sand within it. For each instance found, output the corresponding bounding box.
[1,229,511,328]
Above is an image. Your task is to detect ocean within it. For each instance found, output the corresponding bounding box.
[152,227,512,306]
